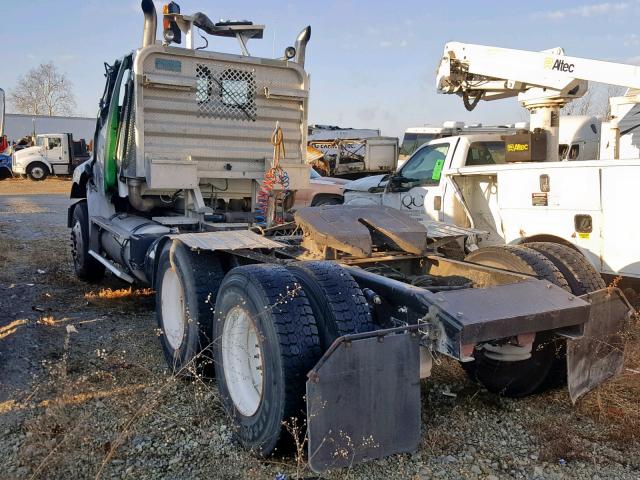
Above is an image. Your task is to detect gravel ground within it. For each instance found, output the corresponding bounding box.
[0,179,638,480]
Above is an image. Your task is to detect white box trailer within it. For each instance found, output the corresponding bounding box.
[4,114,94,144]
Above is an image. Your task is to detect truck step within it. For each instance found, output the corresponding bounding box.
[152,216,199,226]
[88,250,135,283]
[202,222,251,231]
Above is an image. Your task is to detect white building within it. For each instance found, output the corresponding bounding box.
[5,114,94,143]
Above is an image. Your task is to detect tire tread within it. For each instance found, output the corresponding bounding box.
[526,242,605,294]
[229,264,321,426]
[288,261,375,347]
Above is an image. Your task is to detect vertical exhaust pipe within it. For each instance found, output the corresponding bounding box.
[141,0,157,48]
[294,26,311,67]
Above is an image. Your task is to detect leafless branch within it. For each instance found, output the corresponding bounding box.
[9,62,76,116]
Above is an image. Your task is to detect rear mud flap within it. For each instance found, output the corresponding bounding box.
[567,288,632,403]
[306,331,421,473]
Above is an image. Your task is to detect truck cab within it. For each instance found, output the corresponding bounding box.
[12,133,89,180]
[346,135,505,242]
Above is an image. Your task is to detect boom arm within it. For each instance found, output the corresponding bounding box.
[436,42,640,160]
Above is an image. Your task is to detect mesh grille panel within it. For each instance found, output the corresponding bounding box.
[195,64,257,121]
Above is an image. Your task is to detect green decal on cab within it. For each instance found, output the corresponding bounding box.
[432,159,445,181]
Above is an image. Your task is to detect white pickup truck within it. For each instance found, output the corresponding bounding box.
[344,134,640,280]
[12,133,90,180]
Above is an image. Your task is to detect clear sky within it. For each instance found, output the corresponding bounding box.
[1,0,639,137]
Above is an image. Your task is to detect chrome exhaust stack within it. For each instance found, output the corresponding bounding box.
[294,26,311,67]
[141,0,157,48]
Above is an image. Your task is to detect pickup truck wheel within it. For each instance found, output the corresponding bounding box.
[287,261,376,350]
[311,196,342,207]
[526,242,606,386]
[212,264,321,456]
[27,162,49,181]
[70,201,105,282]
[462,245,570,397]
[526,242,605,294]
[155,241,225,376]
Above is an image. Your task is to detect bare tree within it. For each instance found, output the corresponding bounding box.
[9,63,76,116]
[561,92,593,116]
[561,83,626,119]
[601,85,626,119]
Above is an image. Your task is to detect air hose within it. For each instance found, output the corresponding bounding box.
[255,124,290,225]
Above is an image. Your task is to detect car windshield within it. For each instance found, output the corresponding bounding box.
[399,143,450,184]
[36,137,45,147]
[310,168,321,179]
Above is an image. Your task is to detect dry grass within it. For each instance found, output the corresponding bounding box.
[578,309,640,445]
[84,287,155,302]
[533,421,594,463]
[84,287,155,311]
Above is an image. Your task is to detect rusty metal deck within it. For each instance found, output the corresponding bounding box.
[295,205,430,257]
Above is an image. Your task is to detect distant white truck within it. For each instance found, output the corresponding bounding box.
[344,133,640,280]
[557,114,640,161]
[12,133,90,180]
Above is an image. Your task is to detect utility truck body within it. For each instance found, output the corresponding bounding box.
[346,134,640,279]
[66,3,631,473]
[377,40,640,281]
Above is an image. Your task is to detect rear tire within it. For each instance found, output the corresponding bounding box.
[287,261,376,350]
[155,241,225,375]
[525,242,606,386]
[311,196,342,207]
[462,245,569,397]
[70,201,105,282]
[212,265,322,456]
[526,242,605,294]
[27,162,49,181]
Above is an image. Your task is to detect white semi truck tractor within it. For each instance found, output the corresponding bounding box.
[68,3,632,472]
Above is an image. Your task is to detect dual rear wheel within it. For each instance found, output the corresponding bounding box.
[155,248,373,455]
[462,242,604,397]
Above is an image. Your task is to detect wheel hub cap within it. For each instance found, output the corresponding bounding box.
[161,267,186,350]
[222,306,264,416]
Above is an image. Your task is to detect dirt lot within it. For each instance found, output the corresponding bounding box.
[1,178,639,480]
[0,177,72,195]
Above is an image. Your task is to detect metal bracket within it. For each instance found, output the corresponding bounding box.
[88,250,135,283]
